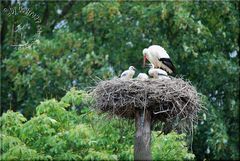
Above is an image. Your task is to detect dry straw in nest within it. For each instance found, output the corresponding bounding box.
[92,77,203,133]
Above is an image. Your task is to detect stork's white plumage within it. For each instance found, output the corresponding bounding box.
[143,45,175,74]
[137,73,149,80]
[148,68,170,80]
[120,66,136,80]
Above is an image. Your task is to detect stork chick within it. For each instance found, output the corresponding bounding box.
[137,73,149,80]
[148,68,170,80]
[120,66,136,80]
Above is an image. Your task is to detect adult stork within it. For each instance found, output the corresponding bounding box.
[120,66,136,80]
[148,68,170,80]
[143,45,175,74]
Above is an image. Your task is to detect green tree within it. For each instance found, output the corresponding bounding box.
[0,89,194,160]
[1,1,239,160]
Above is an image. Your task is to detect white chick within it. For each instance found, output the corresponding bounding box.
[137,73,149,80]
[120,66,136,80]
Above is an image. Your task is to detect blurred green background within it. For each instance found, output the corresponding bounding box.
[1,0,239,160]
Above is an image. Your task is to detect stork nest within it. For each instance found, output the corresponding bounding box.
[91,77,203,133]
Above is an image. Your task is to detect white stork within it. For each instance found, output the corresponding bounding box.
[148,68,170,80]
[137,73,149,80]
[143,45,175,74]
[120,66,136,80]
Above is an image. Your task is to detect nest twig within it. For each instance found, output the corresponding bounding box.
[91,77,203,133]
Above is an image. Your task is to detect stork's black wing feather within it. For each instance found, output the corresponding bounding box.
[159,58,176,73]
[158,73,167,76]
[121,73,127,77]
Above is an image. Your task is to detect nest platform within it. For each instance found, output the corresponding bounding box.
[92,77,202,132]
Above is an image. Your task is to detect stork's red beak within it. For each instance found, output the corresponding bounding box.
[143,55,147,67]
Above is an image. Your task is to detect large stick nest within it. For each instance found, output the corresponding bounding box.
[92,77,203,133]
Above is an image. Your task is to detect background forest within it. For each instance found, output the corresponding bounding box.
[1,0,239,160]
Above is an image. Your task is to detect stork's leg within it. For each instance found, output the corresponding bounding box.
[152,64,155,69]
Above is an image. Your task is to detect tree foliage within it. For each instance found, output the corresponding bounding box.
[1,1,239,160]
[0,89,194,160]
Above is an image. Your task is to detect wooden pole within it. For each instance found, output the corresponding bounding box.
[134,109,152,161]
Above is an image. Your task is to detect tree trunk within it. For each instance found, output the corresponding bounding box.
[134,109,152,161]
